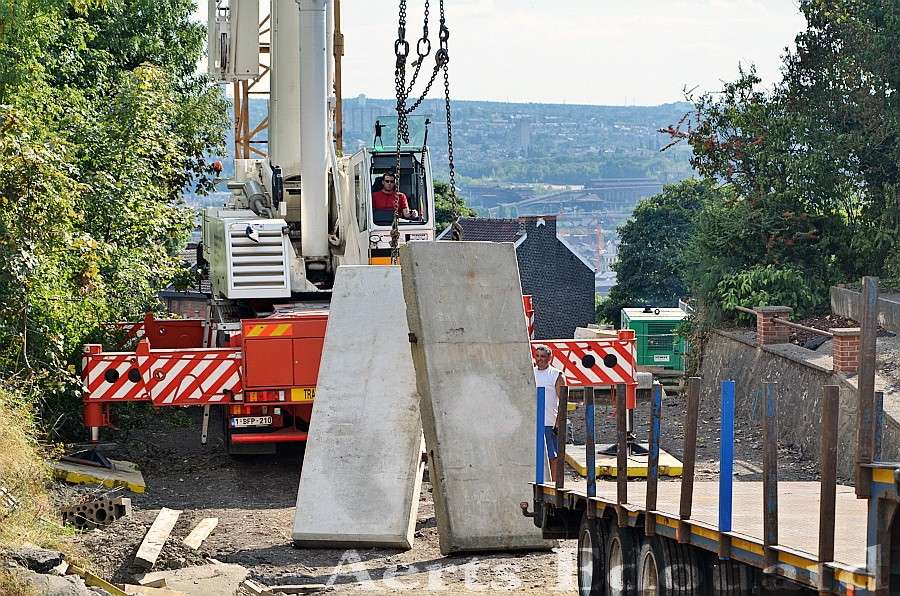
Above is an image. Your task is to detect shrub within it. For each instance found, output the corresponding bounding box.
[717,265,818,322]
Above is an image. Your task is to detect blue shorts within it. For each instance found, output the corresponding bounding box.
[544,426,558,460]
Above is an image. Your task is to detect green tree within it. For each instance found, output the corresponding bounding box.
[599,179,723,325]
[434,180,476,232]
[0,0,227,435]
[663,0,899,320]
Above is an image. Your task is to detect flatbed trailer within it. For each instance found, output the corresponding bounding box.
[524,377,900,595]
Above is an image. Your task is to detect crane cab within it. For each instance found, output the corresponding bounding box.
[346,116,436,264]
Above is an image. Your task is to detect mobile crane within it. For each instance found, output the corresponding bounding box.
[81,0,442,453]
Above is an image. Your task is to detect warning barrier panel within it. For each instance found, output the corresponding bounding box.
[82,340,243,405]
[531,331,637,389]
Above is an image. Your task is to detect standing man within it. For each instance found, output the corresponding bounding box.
[534,346,565,481]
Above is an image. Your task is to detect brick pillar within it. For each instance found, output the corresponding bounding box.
[831,327,861,374]
[754,306,792,346]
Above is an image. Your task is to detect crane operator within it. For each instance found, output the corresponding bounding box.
[372,172,419,220]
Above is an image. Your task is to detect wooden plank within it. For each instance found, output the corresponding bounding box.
[763,382,779,569]
[678,376,701,542]
[856,276,878,497]
[68,564,129,596]
[135,508,182,570]
[645,382,662,536]
[818,385,839,594]
[183,517,218,550]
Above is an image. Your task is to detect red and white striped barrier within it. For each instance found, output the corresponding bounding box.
[82,340,243,406]
[531,330,638,406]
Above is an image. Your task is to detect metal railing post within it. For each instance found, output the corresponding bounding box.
[818,385,839,595]
[678,376,701,543]
[719,379,735,559]
[645,382,662,536]
[763,382,779,570]
[856,276,878,497]
[585,386,597,514]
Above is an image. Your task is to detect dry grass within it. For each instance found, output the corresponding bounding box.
[0,386,73,555]
[0,568,39,596]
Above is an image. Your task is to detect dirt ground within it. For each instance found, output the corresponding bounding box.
[59,376,826,595]
[64,410,579,594]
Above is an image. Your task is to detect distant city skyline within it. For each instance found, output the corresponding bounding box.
[197,1,807,106]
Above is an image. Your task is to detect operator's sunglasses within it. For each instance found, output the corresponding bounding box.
[383,179,396,183]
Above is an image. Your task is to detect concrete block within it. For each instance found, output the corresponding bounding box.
[400,242,553,554]
[292,266,424,549]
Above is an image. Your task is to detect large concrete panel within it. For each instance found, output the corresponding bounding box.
[400,242,552,554]
[292,266,424,549]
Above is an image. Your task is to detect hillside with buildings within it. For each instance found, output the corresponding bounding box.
[210,96,695,293]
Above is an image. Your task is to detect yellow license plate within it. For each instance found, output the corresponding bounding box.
[290,387,316,402]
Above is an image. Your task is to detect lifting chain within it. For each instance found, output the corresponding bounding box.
[392,0,458,261]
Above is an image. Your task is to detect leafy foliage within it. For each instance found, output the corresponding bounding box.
[599,179,722,325]
[657,0,899,322]
[434,180,476,232]
[0,0,227,436]
[717,265,817,322]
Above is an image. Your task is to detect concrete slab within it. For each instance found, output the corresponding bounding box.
[400,242,553,554]
[142,562,248,596]
[292,266,424,549]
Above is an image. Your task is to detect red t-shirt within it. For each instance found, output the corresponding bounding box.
[372,190,408,211]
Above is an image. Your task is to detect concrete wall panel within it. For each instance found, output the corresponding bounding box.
[400,242,552,554]
[292,266,424,549]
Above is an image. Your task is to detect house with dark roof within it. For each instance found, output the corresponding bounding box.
[437,216,595,339]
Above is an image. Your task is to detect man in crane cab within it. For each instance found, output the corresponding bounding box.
[372,172,419,221]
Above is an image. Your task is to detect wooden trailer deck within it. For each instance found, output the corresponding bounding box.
[539,479,869,569]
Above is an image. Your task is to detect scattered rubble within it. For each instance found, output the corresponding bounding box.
[10,544,65,574]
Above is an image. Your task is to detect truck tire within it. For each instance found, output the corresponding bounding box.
[636,536,706,595]
[708,558,760,595]
[605,519,638,595]
[577,513,607,596]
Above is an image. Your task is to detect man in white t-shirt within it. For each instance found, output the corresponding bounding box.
[533,345,566,481]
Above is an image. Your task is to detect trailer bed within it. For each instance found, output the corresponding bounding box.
[541,479,868,569]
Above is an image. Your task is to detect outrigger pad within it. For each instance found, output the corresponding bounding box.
[400,242,553,555]
[292,266,425,549]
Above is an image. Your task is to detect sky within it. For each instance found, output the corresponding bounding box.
[198,0,808,106]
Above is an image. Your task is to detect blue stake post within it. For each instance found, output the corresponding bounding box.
[535,387,546,485]
[585,387,597,499]
[719,380,735,535]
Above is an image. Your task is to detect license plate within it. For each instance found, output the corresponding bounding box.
[653,354,671,363]
[407,233,429,241]
[232,416,273,428]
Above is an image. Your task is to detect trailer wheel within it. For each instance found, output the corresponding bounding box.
[708,558,760,595]
[637,536,706,595]
[605,520,637,595]
[577,514,607,596]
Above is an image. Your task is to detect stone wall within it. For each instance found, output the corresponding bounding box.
[699,330,900,479]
